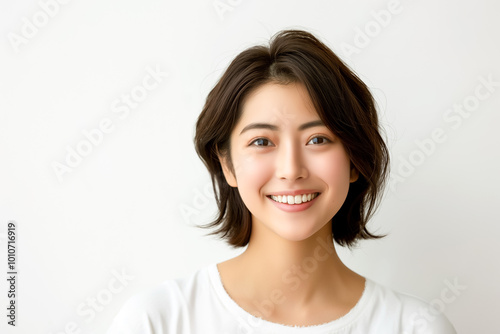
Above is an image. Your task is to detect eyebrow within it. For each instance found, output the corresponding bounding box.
[239,119,325,135]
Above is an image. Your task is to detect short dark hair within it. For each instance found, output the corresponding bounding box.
[194,29,390,248]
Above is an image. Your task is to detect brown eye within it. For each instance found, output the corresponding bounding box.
[307,136,330,145]
[251,138,273,147]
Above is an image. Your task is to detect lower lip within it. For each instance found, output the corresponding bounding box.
[267,194,319,212]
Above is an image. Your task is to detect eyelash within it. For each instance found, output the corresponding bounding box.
[249,136,331,147]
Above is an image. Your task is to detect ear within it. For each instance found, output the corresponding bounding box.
[349,165,359,183]
[218,153,238,187]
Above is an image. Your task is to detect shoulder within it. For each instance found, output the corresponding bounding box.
[105,280,179,334]
[366,279,457,334]
[106,265,211,334]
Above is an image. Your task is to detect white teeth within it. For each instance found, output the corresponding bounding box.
[294,195,302,204]
[270,193,318,204]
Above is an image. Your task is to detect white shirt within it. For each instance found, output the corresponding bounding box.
[106,263,456,334]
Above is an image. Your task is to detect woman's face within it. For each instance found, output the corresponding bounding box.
[220,82,358,242]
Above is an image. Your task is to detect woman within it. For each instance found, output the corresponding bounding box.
[107,29,456,333]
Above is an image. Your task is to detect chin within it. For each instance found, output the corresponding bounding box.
[273,224,324,243]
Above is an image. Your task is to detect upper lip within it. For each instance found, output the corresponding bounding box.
[266,189,320,196]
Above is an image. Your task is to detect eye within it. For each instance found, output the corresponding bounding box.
[307,136,331,145]
[250,138,274,147]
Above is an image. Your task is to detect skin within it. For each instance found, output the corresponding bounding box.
[217,82,365,326]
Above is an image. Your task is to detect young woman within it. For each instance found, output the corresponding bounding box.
[107,29,456,333]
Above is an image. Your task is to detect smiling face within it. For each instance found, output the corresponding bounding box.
[219,82,359,243]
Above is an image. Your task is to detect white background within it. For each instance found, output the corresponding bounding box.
[1,0,499,333]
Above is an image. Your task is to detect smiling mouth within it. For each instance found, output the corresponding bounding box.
[267,192,320,205]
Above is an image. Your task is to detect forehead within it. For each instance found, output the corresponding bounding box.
[236,82,318,129]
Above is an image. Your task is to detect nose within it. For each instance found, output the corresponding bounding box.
[275,139,308,181]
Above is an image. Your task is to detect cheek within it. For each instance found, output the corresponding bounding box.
[233,153,273,194]
[311,150,352,190]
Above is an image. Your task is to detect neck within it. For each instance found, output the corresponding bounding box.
[223,222,362,307]
[217,218,366,325]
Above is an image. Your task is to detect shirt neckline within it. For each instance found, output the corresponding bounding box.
[206,262,374,333]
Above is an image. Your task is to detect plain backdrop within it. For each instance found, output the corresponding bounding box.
[1,0,499,333]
